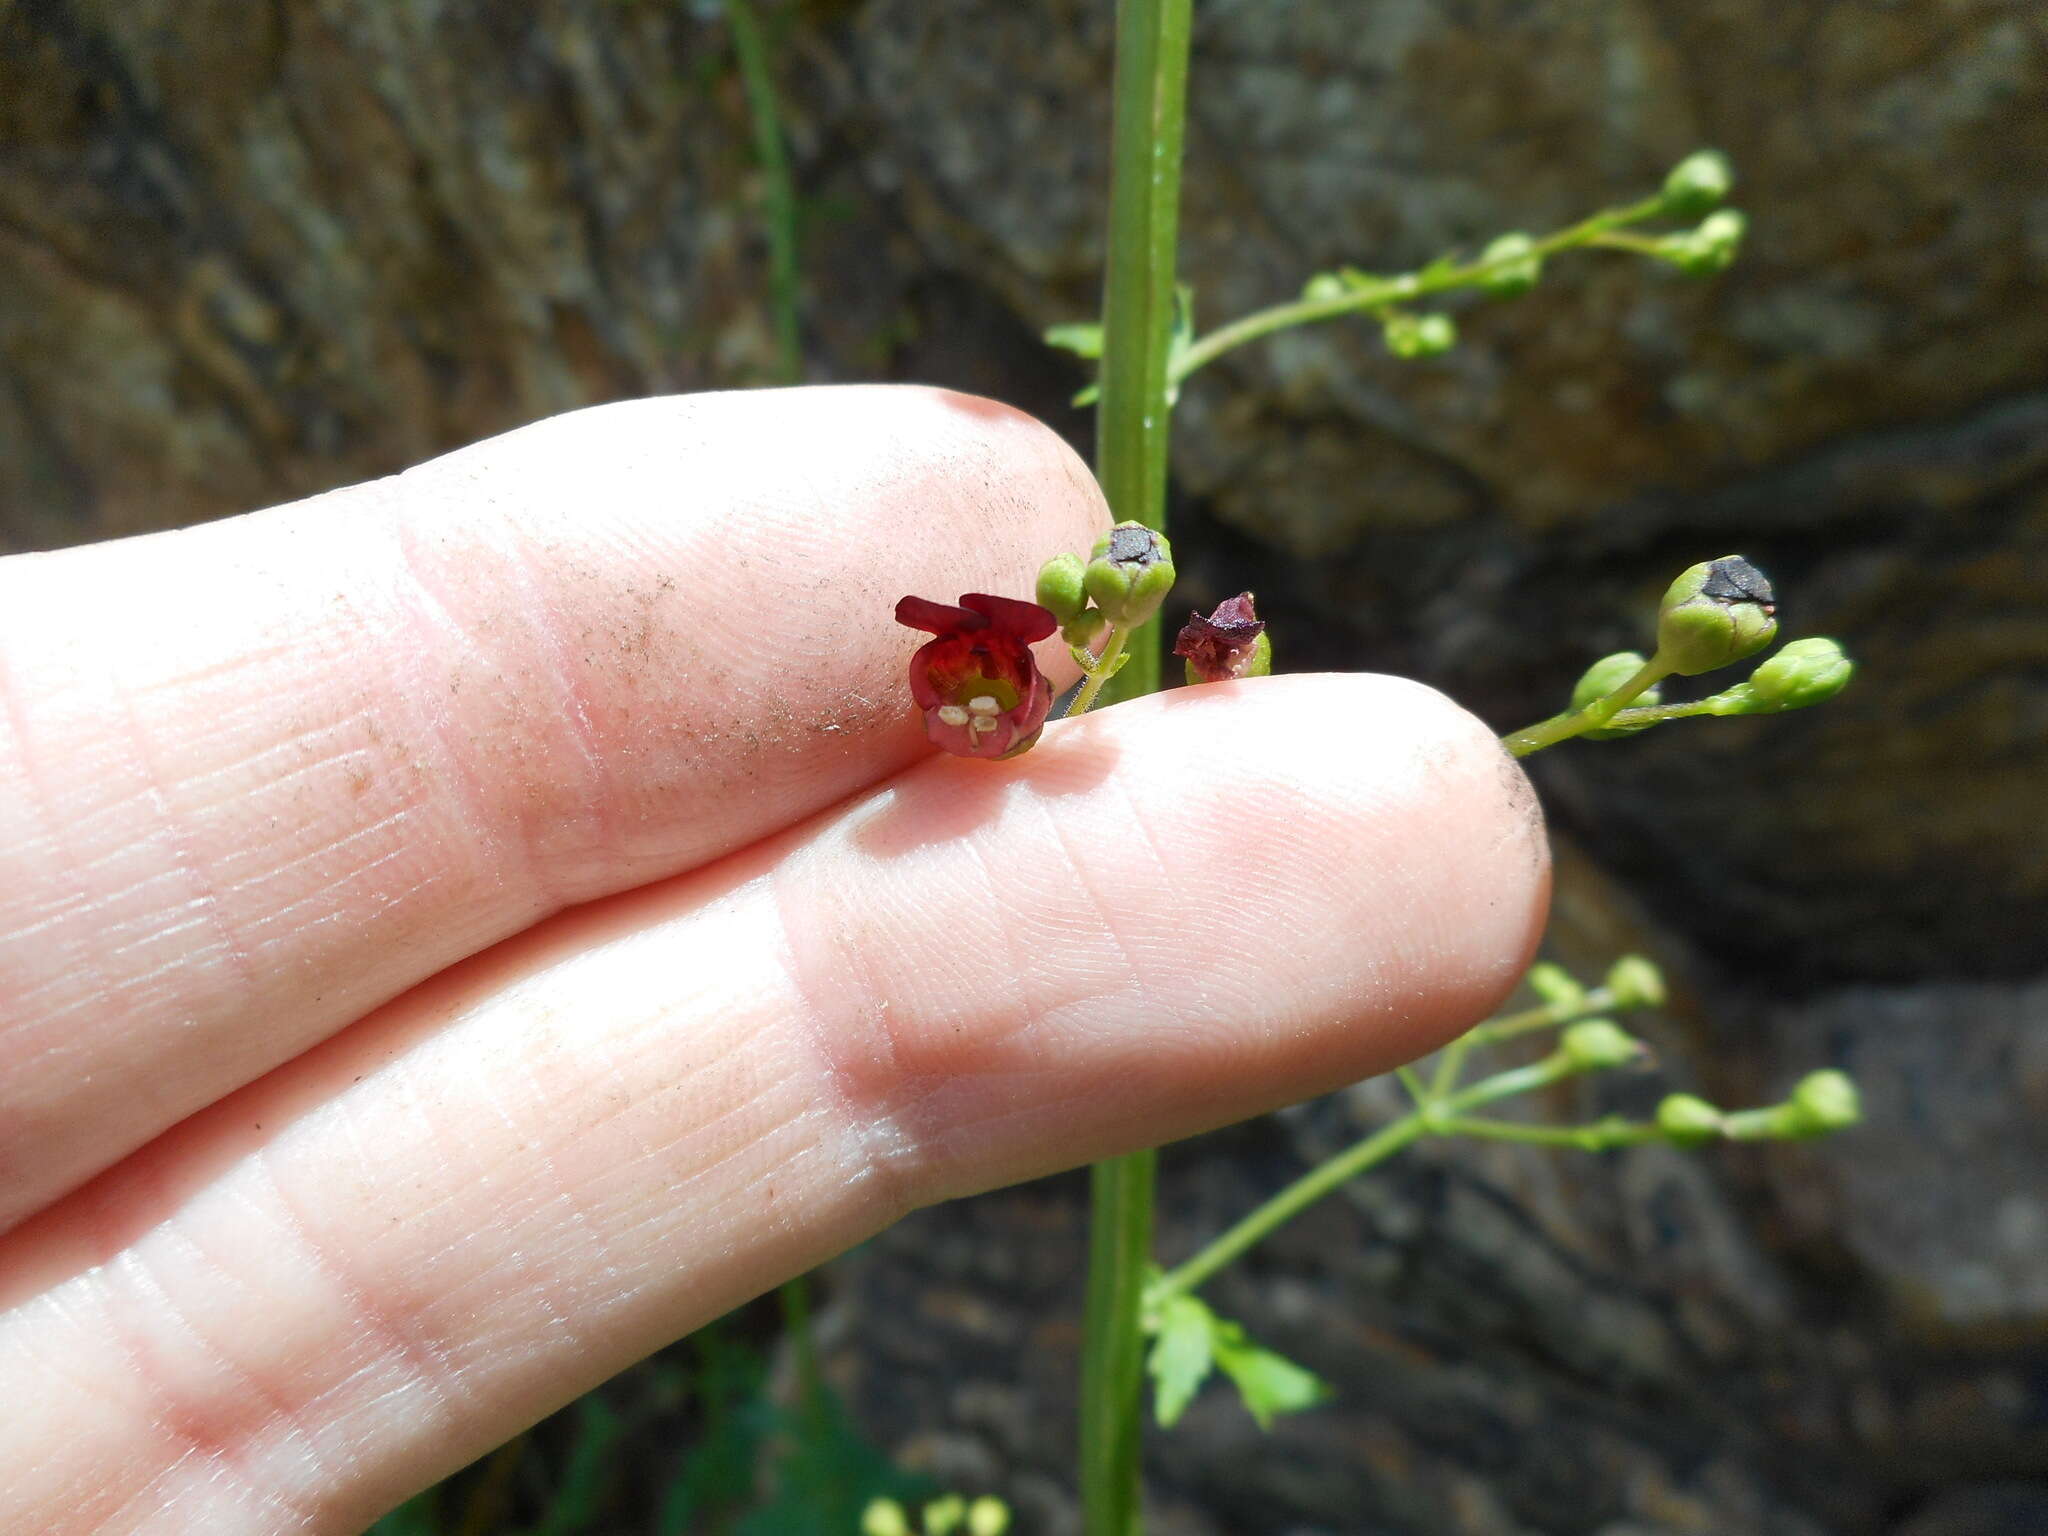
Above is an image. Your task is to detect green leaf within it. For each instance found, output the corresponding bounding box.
[1210,1320,1330,1431]
[1044,321,1105,358]
[1146,1294,1218,1427]
[1071,382,1102,408]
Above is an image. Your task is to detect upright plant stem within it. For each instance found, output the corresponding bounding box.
[728,0,801,383]
[1079,4,1193,1534]
[1089,0,1192,707]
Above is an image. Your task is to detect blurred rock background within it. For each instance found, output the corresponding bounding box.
[4,1,2044,1531]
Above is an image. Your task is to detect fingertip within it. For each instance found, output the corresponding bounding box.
[777,671,1551,1198]
[1076,672,1550,1073]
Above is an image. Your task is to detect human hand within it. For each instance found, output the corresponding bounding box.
[0,387,1547,1532]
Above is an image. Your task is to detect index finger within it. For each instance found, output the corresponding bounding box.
[0,386,1109,1231]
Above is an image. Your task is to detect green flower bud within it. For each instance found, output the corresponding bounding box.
[1669,208,1747,276]
[1526,961,1586,1010]
[924,1495,967,1536]
[1478,232,1542,297]
[1383,312,1456,359]
[1661,149,1733,219]
[1655,556,1779,676]
[1035,552,1089,623]
[1604,955,1666,1011]
[1561,1018,1646,1072]
[863,1500,912,1536]
[1063,609,1108,652]
[1303,271,1347,302]
[1571,650,1664,738]
[967,1497,1012,1536]
[1744,637,1855,712]
[1784,1070,1861,1138]
[1084,522,1177,628]
[1656,1093,1724,1147]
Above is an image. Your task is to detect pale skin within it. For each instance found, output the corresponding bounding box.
[0,386,1549,1534]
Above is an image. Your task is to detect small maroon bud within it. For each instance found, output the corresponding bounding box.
[1173,592,1272,684]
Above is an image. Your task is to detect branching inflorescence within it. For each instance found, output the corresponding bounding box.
[886,40,1857,1521]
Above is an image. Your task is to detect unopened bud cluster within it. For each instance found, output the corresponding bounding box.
[1384,311,1456,359]
[1037,522,1178,659]
[1653,1070,1861,1148]
[1553,553,1853,747]
[1511,954,1858,1150]
[863,1495,1010,1536]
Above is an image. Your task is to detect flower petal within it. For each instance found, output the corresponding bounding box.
[958,592,1057,643]
[895,595,987,634]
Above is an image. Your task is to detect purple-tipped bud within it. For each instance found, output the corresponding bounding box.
[1173,592,1272,684]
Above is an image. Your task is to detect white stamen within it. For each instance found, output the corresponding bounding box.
[968,695,1000,715]
[937,704,970,726]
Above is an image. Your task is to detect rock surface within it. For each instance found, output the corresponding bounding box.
[3,2,2045,1531]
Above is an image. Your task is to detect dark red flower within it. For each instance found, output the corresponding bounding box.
[895,593,1058,759]
[1173,592,1269,683]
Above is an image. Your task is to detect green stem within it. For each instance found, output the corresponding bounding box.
[1470,984,1620,1047]
[1067,626,1130,719]
[1172,196,1665,383]
[1601,692,1765,729]
[1081,1150,1159,1536]
[1153,1116,1428,1302]
[1080,3,1191,1532]
[1434,1114,1662,1151]
[1429,985,1609,1099]
[1153,1051,1588,1304]
[1588,230,1672,257]
[1500,654,1670,757]
[727,0,801,384]
[1088,0,1192,709]
[1722,1104,1802,1141]
[779,1273,822,1427]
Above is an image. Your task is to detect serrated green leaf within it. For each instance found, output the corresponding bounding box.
[1210,1320,1331,1431]
[1044,321,1105,358]
[1146,1294,1218,1427]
